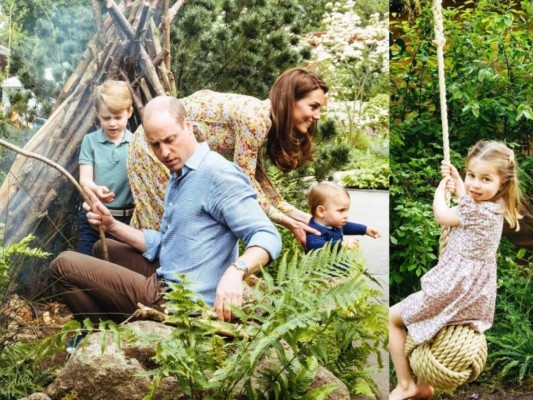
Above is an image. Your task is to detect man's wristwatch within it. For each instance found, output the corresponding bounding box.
[231,260,249,274]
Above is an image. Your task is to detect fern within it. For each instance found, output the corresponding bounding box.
[128,245,387,399]
[0,232,50,289]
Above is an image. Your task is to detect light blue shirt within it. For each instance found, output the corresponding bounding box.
[142,142,282,305]
[79,129,134,208]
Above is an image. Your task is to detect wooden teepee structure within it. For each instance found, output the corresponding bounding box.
[0,0,183,248]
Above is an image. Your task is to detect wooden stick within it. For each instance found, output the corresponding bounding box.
[134,1,151,40]
[168,0,186,24]
[106,0,165,95]
[92,0,106,46]
[0,139,109,261]
[106,0,136,40]
[162,0,171,70]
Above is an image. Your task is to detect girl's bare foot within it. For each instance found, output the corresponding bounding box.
[389,383,418,400]
[414,380,434,399]
[389,381,434,400]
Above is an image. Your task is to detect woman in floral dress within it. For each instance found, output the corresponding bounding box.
[127,67,328,245]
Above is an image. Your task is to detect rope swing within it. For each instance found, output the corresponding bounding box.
[404,0,488,390]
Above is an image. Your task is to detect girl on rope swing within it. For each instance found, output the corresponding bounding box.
[127,67,328,246]
[389,140,527,400]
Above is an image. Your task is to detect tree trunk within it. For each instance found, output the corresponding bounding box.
[0,0,182,250]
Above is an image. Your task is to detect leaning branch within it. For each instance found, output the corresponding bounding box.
[0,139,109,261]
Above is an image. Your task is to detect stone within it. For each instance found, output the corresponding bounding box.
[45,320,350,399]
[18,393,52,400]
[45,321,184,400]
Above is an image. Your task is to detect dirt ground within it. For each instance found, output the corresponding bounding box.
[5,297,533,400]
[434,384,533,400]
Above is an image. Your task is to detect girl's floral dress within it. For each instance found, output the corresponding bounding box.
[399,194,503,344]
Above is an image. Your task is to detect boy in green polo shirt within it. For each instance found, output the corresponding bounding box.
[77,80,134,256]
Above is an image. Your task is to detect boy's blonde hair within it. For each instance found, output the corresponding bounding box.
[94,80,133,113]
[466,140,525,230]
[308,181,350,217]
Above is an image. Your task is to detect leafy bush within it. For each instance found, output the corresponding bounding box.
[390,0,532,391]
[134,245,387,399]
[0,342,56,400]
[341,147,389,190]
[390,0,532,301]
[342,163,389,190]
[486,242,533,385]
[0,232,53,399]
[0,232,50,290]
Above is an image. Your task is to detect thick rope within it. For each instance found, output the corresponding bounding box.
[404,1,488,391]
[406,325,488,390]
[432,0,452,254]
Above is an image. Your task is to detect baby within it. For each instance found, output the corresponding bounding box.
[306,181,381,251]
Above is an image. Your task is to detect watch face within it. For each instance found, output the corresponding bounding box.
[234,260,248,272]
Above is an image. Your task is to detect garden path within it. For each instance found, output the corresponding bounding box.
[347,189,389,400]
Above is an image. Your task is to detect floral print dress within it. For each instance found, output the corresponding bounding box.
[127,90,294,230]
[399,194,503,344]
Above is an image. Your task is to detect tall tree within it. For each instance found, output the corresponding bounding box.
[7,0,94,116]
[171,0,310,98]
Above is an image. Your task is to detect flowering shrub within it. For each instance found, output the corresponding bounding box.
[300,0,388,139]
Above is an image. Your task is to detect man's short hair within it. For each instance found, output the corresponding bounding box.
[143,96,187,126]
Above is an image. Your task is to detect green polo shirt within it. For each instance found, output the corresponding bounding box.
[79,128,134,209]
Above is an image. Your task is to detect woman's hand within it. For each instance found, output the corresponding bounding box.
[282,216,320,247]
[287,208,313,224]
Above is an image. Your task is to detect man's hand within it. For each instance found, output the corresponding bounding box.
[214,265,244,321]
[83,186,116,232]
[365,226,381,239]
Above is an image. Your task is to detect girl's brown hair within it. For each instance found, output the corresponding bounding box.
[466,140,526,230]
[267,67,328,172]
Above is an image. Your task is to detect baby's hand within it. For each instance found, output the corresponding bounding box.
[342,237,359,250]
[366,227,381,239]
[95,186,115,203]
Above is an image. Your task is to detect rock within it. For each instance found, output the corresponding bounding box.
[45,320,350,399]
[18,393,52,400]
[45,321,184,400]
[311,365,351,399]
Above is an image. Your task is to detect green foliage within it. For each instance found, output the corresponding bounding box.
[0,233,60,399]
[4,0,94,115]
[0,317,122,399]
[390,0,532,301]
[0,341,55,400]
[131,246,387,399]
[0,229,50,290]
[171,0,309,98]
[340,146,389,190]
[342,163,389,190]
[486,241,533,385]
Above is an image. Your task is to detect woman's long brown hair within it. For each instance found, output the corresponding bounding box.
[267,68,328,172]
